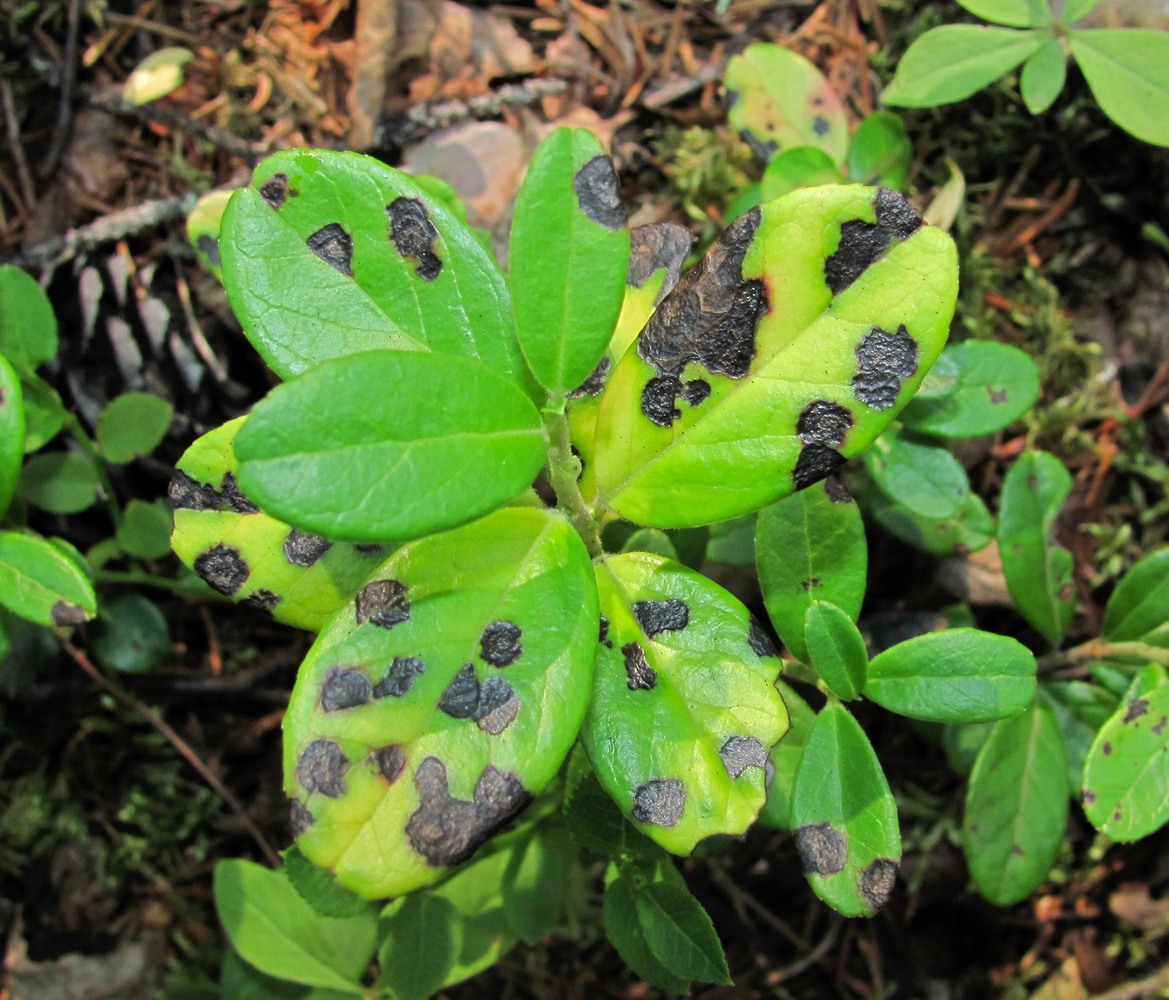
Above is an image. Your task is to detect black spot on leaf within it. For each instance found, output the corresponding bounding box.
[793,444,846,490]
[196,234,220,267]
[1083,789,1096,805]
[283,528,333,567]
[797,399,853,447]
[641,375,683,428]
[475,677,520,735]
[748,618,779,657]
[1153,716,1167,736]
[988,387,1009,405]
[1124,698,1149,723]
[683,379,711,407]
[296,740,349,798]
[794,822,847,875]
[632,599,690,637]
[479,621,522,667]
[321,668,372,711]
[50,601,87,626]
[406,757,531,866]
[289,798,314,836]
[852,325,918,411]
[373,655,426,698]
[355,543,386,555]
[824,188,922,295]
[622,642,656,691]
[194,544,250,596]
[372,745,406,783]
[260,173,293,208]
[631,778,685,827]
[824,475,853,504]
[306,223,354,276]
[599,616,613,648]
[573,155,625,230]
[567,355,611,399]
[812,115,830,136]
[387,197,442,281]
[355,579,410,628]
[438,663,481,719]
[627,224,692,301]
[859,858,898,910]
[168,470,259,513]
[739,129,778,162]
[719,736,768,777]
[240,589,282,614]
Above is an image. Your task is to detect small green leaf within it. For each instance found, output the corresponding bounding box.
[862,427,970,519]
[90,592,169,673]
[704,513,756,567]
[1101,547,1169,645]
[758,680,818,830]
[956,0,1052,27]
[760,147,844,200]
[899,341,1040,438]
[1082,683,1169,841]
[633,877,732,985]
[866,628,1037,723]
[621,527,678,561]
[186,189,234,281]
[963,702,1068,905]
[96,392,173,463]
[858,469,995,555]
[790,703,901,916]
[0,265,57,374]
[221,947,323,1000]
[1061,0,1100,22]
[756,479,867,663]
[214,859,375,993]
[942,720,996,777]
[562,745,659,859]
[18,373,65,452]
[846,112,912,189]
[123,46,193,104]
[377,894,459,1000]
[116,499,174,559]
[603,875,691,995]
[0,532,96,626]
[1020,36,1068,114]
[20,451,99,515]
[725,43,850,165]
[1070,29,1169,147]
[501,823,572,945]
[235,351,545,543]
[283,846,374,920]
[804,600,867,699]
[509,128,630,396]
[997,450,1074,646]
[1041,679,1119,790]
[0,354,24,519]
[882,26,1045,107]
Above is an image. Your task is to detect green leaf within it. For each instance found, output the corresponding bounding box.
[123,46,193,104]
[186,189,234,281]
[997,450,1074,646]
[725,43,850,165]
[899,341,1040,438]
[760,147,845,200]
[758,680,817,830]
[90,592,169,673]
[594,185,958,527]
[18,373,65,452]
[235,350,545,543]
[846,112,912,189]
[116,499,174,559]
[221,947,320,1000]
[603,875,691,994]
[96,392,173,463]
[1070,29,1169,147]
[562,744,659,859]
[283,846,375,920]
[378,894,459,1000]
[704,513,756,566]
[862,427,970,519]
[509,128,630,396]
[583,553,788,854]
[1061,0,1100,22]
[790,703,901,916]
[621,527,678,561]
[0,354,24,519]
[955,0,1052,27]
[214,859,375,993]
[284,507,597,898]
[633,877,732,985]
[857,466,995,555]
[170,417,394,631]
[0,265,57,374]
[1101,547,1169,645]
[866,629,1037,723]
[942,720,996,777]
[963,702,1068,905]
[501,823,572,945]
[20,451,99,515]
[1020,36,1068,114]
[1041,679,1119,790]
[804,601,868,699]
[0,531,96,626]
[1082,683,1169,841]
[756,479,867,663]
[220,149,533,391]
[882,26,1045,107]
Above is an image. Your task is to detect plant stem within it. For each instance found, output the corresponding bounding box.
[1046,637,1169,671]
[542,403,603,558]
[65,412,122,525]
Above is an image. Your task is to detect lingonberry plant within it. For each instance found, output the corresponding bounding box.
[167,127,1103,995]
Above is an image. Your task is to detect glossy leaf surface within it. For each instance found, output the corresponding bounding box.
[1101,547,1169,646]
[862,427,969,519]
[235,350,545,542]
[283,507,597,897]
[0,531,96,626]
[846,112,912,189]
[583,552,788,854]
[725,44,849,165]
[170,418,393,632]
[997,450,1074,646]
[804,600,867,699]
[595,185,957,527]
[0,354,23,519]
[790,703,901,916]
[1070,30,1169,147]
[0,265,57,375]
[756,479,867,662]
[220,149,531,387]
[1082,683,1169,841]
[963,701,1068,905]
[509,128,630,396]
[866,628,1036,723]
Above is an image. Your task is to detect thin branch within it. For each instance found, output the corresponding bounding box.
[39,0,82,178]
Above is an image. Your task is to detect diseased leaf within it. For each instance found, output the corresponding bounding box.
[963,702,1068,905]
[594,185,957,527]
[0,265,57,375]
[0,354,24,519]
[123,46,193,104]
[583,552,788,854]
[1070,30,1169,147]
[235,351,545,543]
[846,112,912,189]
[866,629,1037,723]
[1101,547,1169,646]
[1020,36,1068,114]
[562,745,659,859]
[804,600,868,699]
[186,189,234,281]
[0,531,96,626]
[509,128,631,396]
[283,508,597,898]
[1082,682,1169,841]
[758,680,817,830]
[790,703,901,916]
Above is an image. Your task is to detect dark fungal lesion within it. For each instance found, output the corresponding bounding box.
[371,744,406,783]
[295,739,349,798]
[739,130,778,162]
[405,757,531,867]
[306,223,354,277]
[852,324,918,411]
[566,355,611,399]
[196,234,220,267]
[259,172,294,209]
[573,155,626,231]
[240,589,282,614]
[792,445,846,491]
[168,469,259,514]
[631,599,689,637]
[283,528,333,567]
[387,197,442,281]
[437,663,481,719]
[479,621,522,667]
[320,668,372,712]
[824,187,922,296]
[792,398,855,492]
[355,579,410,628]
[794,822,847,875]
[627,223,692,300]
[193,544,250,596]
[631,777,685,827]
[622,642,656,691]
[719,736,769,778]
[50,601,88,626]
[748,618,779,658]
[373,655,426,698]
[437,664,521,734]
[858,858,898,910]
[289,798,314,836]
